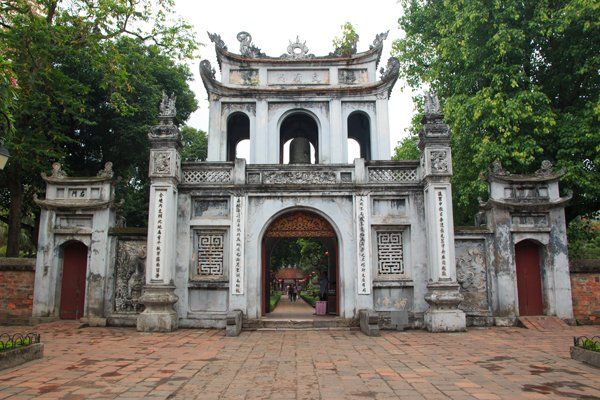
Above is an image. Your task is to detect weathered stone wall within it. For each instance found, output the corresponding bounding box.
[0,258,35,325]
[570,260,600,325]
[105,228,147,327]
[454,230,494,326]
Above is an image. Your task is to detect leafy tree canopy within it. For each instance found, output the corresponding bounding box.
[392,0,600,224]
[180,126,208,162]
[332,22,359,56]
[0,0,199,255]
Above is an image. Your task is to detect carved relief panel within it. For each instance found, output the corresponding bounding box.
[338,69,368,85]
[114,239,146,313]
[455,240,489,314]
[150,149,180,179]
[424,148,451,175]
[229,69,259,86]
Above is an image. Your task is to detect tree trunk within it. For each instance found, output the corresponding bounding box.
[6,162,23,257]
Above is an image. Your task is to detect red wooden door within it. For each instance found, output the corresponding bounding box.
[515,240,543,316]
[59,242,88,319]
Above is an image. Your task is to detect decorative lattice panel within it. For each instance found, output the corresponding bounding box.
[196,231,224,276]
[183,169,231,184]
[368,168,418,183]
[377,231,404,275]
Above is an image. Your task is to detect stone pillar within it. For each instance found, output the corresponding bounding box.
[329,99,344,163]
[137,93,181,332]
[419,92,466,332]
[375,98,391,160]
[206,95,222,162]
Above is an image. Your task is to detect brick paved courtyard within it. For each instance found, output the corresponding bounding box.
[1,322,599,400]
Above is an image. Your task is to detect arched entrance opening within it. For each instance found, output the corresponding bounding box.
[515,240,544,316]
[226,112,250,161]
[280,112,319,164]
[59,241,88,319]
[262,210,338,316]
[347,111,371,161]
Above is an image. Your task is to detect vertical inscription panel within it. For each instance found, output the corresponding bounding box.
[149,188,167,282]
[231,196,245,295]
[435,188,450,278]
[355,195,372,295]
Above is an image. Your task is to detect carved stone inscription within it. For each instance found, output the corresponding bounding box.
[152,189,166,281]
[196,231,224,276]
[455,240,488,313]
[355,195,371,295]
[435,189,449,278]
[114,240,146,313]
[377,231,404,275]
[267,69,329,86]
[231,196,245,294]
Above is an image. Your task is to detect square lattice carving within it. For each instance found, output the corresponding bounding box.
[376,231,404,275]
[195,231,225,276]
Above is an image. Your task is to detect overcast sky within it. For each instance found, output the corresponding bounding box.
[175,0,416,157]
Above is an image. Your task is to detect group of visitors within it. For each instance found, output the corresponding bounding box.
[287,284,299,302]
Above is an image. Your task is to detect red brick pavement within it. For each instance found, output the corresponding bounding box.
[0,322,599,399]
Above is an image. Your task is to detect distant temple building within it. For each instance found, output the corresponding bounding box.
[31,31,574,334]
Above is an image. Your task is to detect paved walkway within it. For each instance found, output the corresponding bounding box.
[1,322,599,399]
[264,295,318,320]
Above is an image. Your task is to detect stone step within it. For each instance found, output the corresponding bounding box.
[518,316,570,331]
[244,318,358,331]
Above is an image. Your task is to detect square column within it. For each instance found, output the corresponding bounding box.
[137,94,181,332]
[419,93,466,332]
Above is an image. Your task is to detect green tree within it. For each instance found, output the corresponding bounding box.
[332,22,359,56]
[392,0,600,224]
[0,54,18,138]
[181,126,208,162]
[0,0,198,255]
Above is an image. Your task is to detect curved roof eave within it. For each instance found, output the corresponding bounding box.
[199,60,399,100]
[215,45,384,69]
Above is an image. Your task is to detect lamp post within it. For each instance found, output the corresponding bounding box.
[0,141,10,170]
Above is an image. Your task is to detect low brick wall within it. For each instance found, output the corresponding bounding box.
[570,259,600,325]
[0,258,35,325]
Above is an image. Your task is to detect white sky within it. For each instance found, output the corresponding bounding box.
[175,0,416,158]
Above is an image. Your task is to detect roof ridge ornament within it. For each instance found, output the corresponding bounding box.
[535,160,556,176]
[46,162,67,179]
[379,57,400,80]
[150,92,180,139]
[424,91,441,115]
[97,161,114,178]
[159,91,177,121]
[282,36,314,59]
[237,31,266,58]
[207,31,227,51]
[370,30,389,49]
[200,60,216,80]
[491,160,510,176]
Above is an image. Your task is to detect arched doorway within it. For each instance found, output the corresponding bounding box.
[59,241,88,319]
[347,111,371,161]
[279,112,319,164]
[262,210,338,315]
[226,112,250,161]
[515,240,544,316]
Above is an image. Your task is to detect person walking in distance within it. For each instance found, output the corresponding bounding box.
[319,271,329,301]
